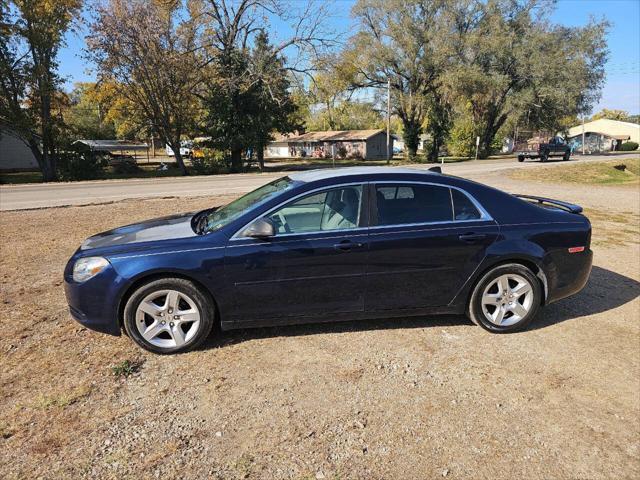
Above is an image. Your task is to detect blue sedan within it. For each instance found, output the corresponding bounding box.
[64,167,593,354]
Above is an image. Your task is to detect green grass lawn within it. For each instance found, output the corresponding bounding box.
[510,157,640,185]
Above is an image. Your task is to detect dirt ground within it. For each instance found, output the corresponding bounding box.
[1,166,639,479]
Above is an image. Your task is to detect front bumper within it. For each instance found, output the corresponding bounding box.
[64,262,123,336]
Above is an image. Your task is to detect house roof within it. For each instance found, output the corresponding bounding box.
[72,140,149,151]
[280,129,385,143]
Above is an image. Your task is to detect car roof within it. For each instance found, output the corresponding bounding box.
[288,166,438,183]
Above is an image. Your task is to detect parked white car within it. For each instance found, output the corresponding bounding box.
[165,140,194,157]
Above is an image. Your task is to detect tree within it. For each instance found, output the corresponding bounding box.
[194,0,334,172]
[447,0,608,158]
[64,82,116,139]
[247,31,300,170]
[87,0,202,174]
[0,0,82,181]
[591,109,630,122]
[306,101,384,131]
[348,0,450,159]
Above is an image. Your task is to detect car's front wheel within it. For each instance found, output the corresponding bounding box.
[563,150,571,161]
[467,264,542,333]
[123,278,215,354]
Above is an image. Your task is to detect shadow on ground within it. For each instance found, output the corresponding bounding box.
[202,265,639,349]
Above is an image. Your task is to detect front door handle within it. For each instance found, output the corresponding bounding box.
[333,240,364,251]
[459,233,487,242]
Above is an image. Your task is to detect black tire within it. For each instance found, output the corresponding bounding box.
[563,150,571,161]
[467,263,542,333]
[540,151,548,162]
[517,155,525,162]
[123,278,215,354]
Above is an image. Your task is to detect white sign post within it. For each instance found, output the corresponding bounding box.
[475,136,480,161]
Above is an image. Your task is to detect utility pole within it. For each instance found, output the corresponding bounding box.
[386,78,391,164]
[581,115,586,155]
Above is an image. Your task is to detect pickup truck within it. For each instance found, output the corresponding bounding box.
[517,136,572,162]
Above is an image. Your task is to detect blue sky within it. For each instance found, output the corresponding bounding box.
[59,0,640,114]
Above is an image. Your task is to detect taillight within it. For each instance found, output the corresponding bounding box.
[568,246,585,253]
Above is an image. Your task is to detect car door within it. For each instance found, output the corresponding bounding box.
[224,184,369,323]
[365,182,499,311]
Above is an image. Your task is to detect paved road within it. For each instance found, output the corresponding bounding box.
[1,153,637,211]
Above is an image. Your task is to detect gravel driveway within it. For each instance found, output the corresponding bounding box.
[1,170,638,479]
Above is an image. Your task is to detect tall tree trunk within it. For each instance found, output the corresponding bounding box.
[402,118,421,160]
[174,151,188,175]
[230,148,243,173]
[257,144,265,171]
[39,83,58,182]
[167,138,188,175]
[478,113,507,159]
[428,137,439,163]
[26,137,55,182]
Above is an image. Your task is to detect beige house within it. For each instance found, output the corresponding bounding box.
[566,118,639,152]
[265,129,392,160]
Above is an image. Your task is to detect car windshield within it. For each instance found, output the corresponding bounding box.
[203,177,295,233]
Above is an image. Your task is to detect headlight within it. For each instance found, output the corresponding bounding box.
[73,256,110,282]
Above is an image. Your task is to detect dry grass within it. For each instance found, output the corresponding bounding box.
[510,157,640,185]
[1,183,638,479]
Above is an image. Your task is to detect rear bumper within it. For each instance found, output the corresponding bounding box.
[545,248,593,304]
[64,265,122,336]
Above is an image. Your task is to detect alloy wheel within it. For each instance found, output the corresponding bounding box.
[135,289,201,348]
[481,274,534,327]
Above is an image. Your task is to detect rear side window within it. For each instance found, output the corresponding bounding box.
[452,189,482,220]
[375,184,452,226]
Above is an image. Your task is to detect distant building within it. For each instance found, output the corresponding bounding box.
[0,127,39,171]
[265,129,392,160]
[565,118,639,153]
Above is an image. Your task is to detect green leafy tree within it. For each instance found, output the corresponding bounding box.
[247,31,300,170]
[87,0,202,175]
[591,109,630,122]
[348,0,450,159]
[306,101,385,131]
[65,82,116,140]
[448,0,608,158]
[194,0,333,172]
[0,0,82,181]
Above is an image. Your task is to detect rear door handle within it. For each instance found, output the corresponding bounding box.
[459,233,487,242]
[333,240,364,251]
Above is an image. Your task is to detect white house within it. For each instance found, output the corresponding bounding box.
[0,127,39,171]
[565,118,639,152]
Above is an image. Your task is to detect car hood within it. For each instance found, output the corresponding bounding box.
[81,213,197,250]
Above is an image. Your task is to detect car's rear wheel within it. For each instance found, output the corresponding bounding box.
[563,151,571,161]
[540,151,548,162]
[467,264,542,333]
[123,278,215,354]
[517,155,525,162]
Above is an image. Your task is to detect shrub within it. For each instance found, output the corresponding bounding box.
[336,145,348,159]
[190,148,230,175]
[620,141,638,151]
[110,158,141,174]
[446,117,476,157]
[56,152,107,181]
[111,360,141,378]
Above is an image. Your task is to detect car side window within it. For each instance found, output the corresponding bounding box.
[267,185,363,235]
[451,189,482,220]
[375,184,452,226]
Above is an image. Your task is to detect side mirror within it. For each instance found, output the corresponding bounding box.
[242,218,275,239]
